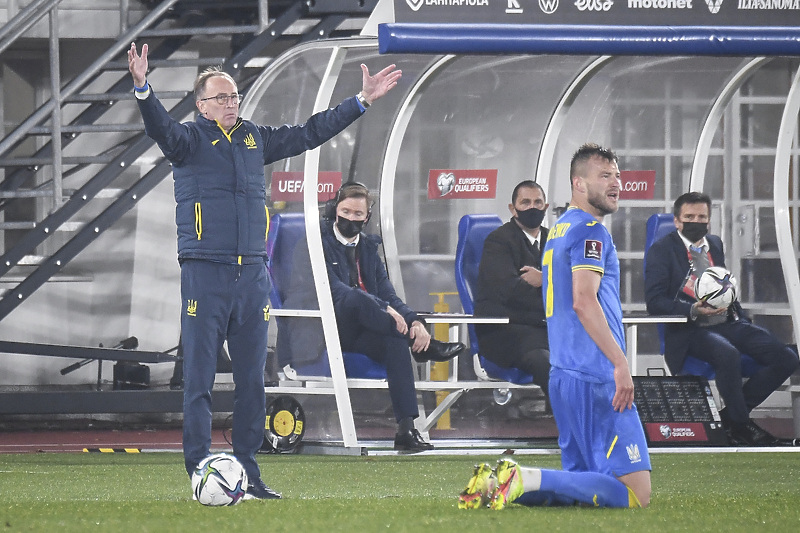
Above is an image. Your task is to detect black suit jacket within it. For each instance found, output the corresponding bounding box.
[644,230,741,373]
[474,219,548,326]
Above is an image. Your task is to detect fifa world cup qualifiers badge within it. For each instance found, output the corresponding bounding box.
[584,240,602,260]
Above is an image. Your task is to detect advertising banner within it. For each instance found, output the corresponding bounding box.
[619,170,656,201]
[394,0,800,27]
[271,171,343,202]
[427,169,498,199]
[633,376,729,446]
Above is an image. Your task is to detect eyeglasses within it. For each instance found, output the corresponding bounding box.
[198,93,243,105]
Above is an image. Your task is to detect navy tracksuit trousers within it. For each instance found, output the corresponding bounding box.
[180,259,270,482]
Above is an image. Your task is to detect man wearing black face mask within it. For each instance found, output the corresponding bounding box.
[645,191,799,446]
[319,182,465,451]
[474,181,552,396]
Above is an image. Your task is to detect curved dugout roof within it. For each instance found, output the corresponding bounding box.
[378,24,800,56]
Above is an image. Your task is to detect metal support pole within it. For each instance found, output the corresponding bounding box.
[120,0,130,34]
[48,6,63,211]
[0,0,63,55]
[792,373,800,438]
[304,47,359,449]
[258,0,269,34]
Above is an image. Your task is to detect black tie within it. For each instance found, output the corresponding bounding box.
[530,239,540,262]
[344,244,359,288]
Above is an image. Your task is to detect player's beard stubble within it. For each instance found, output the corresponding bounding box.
[587,189,619,217]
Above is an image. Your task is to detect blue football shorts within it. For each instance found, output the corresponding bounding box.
[549,367,651,477]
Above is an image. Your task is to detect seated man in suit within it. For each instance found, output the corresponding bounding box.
[473,180,551,396]
[319,182,465,451]
[644,191,799,446]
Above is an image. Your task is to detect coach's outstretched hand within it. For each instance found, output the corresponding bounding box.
[128,42,148,88]
[359,64,402,106]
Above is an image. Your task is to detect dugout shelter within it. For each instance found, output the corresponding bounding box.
[239,0,800,448]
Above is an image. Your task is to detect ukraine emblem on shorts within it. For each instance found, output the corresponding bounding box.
[626,443,642,463]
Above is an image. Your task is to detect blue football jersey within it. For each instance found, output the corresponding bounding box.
[541,206,625,382]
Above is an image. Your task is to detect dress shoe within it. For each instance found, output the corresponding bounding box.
[411,339,465,363]
[743,421,782,446]
[727,419,782,446]
[724,425,751,446]
[394,428,434,452]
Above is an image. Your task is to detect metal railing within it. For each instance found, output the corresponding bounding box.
[0,0,315,320]
[0,0,63,56]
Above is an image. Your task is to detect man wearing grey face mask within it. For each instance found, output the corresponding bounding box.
[474,180,552,397]
[645,191,799,446]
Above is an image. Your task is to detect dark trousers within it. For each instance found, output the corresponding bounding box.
[334,289,419,422]
[686,319,799,424]
[180,259,270,481]
[476,323,551,395]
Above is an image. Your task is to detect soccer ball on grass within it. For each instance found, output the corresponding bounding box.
[191,453,248,506]
[694,266,738,309]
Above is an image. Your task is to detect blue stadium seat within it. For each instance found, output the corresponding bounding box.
[267,212,387,379]
[454,214,534,385]
[644,212,760,379]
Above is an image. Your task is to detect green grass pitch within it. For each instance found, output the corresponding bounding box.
[1,452,799,532]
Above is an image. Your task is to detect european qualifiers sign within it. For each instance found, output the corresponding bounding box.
[393,0,800,26]
[427,169,498,199]
[633,375,729,446]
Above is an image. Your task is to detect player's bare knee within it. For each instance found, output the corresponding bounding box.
[635,485,651,508]
[621,471,651,508]
[631,477,651,508]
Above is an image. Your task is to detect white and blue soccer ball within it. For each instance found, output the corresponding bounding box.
[694,266,738,309]
[191,453,248,506]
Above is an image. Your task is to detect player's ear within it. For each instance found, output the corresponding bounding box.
[507,203,516,216]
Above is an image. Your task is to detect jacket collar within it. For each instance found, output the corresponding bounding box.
[196,113,243,138]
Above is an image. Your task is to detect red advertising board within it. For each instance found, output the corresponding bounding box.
[619,170,656,200]
[271,171,342,202]
[427,169,498,200]
[644,422,709,443]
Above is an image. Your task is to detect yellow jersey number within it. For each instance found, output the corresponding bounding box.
[543,248,554,318]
